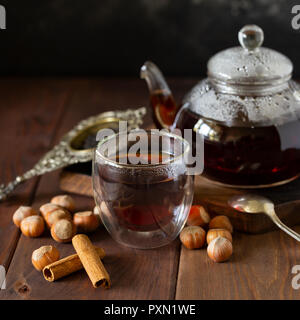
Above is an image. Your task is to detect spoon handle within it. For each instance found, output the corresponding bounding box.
[269,213,300,242]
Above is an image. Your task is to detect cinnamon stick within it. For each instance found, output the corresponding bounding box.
[72,234,111,288]
[43,247,105,282]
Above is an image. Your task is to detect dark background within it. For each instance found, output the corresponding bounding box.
[1,0,300,76]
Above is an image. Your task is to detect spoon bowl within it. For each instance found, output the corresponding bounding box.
[228,194,274,215]
[228,194,300,242]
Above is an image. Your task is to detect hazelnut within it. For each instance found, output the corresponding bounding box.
[179,226,206,249]
[45,209,72,228]
[73,211,100,233]
[20,215,45,237]
[31,245,60,271]
[187,205,210,227]
[51,219,76,243]
[209,215,233,233]
[207,236,233,263]
[206,228,232,244]
[40,203,64,219]
[13,206,38,227]
[51,195,75,212]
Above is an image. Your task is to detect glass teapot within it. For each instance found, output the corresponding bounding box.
[140,25,300,188]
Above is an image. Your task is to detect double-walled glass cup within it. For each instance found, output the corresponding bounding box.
[93,129,194,249]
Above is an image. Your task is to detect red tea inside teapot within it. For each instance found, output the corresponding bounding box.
[141,25,300,188]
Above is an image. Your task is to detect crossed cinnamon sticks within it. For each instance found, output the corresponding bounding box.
[43,234,111,288]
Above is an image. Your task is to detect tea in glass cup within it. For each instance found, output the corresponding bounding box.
[93,129,194,249]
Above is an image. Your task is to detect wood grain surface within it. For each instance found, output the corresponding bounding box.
[0,78,299,300]
[0,78,70,272]
[0,78,181,300]
[176,225,300,300]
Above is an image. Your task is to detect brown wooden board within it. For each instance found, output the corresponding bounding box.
[1,78,180,300]
[1,78,300,300]
[176,225,300,300]
[2,174,180,300]
[0,78,70,272]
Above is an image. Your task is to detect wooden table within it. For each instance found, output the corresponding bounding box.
[0,77,299,300]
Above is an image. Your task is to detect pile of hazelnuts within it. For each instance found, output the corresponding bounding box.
[12,195,101,243]
[180,205,233,263]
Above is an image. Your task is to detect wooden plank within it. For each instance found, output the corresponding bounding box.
[2,77,300,300]
[176,225,300,300]
[2,174,180,300]
[0,78,71,272]
[1,78,186,299]
[60,171,93,197]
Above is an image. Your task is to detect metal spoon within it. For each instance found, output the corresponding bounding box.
[228,194,300,242]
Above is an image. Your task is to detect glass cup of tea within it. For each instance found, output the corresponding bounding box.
[92,129,194,249]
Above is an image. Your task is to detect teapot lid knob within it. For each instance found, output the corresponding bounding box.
[238,25,264,51]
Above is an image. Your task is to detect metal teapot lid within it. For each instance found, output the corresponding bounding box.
[207,25,293,96]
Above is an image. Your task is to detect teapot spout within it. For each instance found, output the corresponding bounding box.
[140,61,178,129]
